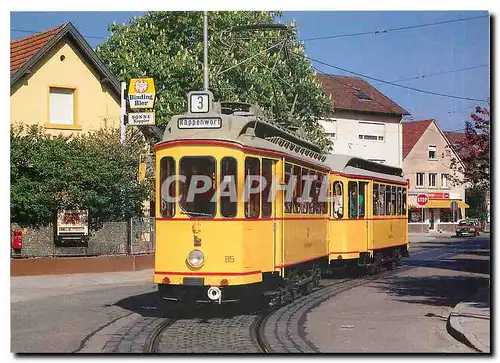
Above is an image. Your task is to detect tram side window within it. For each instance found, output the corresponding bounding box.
[373,184,379,216]
[348,181,358,219]
[333,181,344,219]
[300,168,309,214]
[308,170,317,214]
[379,185,386,216]
[396,187,402,215]
[245,157,260,218]
[402,188,407,215]
[160,157,175,218]
[358,182,367,218]
[318,173,327,214]
[284,163,292,213]
[293,165,302,213]
[385,185,391,215]
[220,158,237,218]
[261,159,273,218]
[391,186,397,215]
[179,157,216,218]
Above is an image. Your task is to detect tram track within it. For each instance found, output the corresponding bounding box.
[106,243,466,353]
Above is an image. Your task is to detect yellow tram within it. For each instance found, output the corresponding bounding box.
[154,91,408,305]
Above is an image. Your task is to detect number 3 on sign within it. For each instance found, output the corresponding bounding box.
[190,93,209,113]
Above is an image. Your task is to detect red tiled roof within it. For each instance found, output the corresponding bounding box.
[402,119,433,159]
[444,131,470,160]
[10,24,65,76]
[317,74,409,116]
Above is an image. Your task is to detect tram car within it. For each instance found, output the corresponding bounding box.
[154,91,408,305]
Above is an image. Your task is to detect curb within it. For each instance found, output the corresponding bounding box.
[447,304,489,353]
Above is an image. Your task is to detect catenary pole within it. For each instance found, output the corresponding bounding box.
[203,11,209,91]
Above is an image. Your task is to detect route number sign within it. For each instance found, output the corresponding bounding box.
[189,92,210,113]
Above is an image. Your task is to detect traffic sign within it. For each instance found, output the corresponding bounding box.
[416,193,428,206]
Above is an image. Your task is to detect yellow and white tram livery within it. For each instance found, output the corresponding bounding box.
[154,91,408,305]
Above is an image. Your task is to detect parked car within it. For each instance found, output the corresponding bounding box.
[456,220,480,237]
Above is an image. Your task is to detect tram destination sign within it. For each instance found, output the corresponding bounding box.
[178,117,222,129]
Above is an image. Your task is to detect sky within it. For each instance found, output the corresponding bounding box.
[10,11,490,133]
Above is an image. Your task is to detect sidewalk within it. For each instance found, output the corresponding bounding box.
[447,286,490,353]
[11,269,154,303]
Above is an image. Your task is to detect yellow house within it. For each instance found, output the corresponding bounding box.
[10,22,121,135]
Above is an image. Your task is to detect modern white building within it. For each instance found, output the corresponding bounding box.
[316,74,409,168]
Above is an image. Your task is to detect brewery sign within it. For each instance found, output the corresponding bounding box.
[128,78,156,109]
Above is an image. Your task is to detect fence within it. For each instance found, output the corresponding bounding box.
[11,217,155,258]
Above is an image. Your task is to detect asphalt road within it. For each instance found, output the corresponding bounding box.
[306,235,490,352]
[10,234,490,353]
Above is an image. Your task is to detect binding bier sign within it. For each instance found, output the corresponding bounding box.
[128,78,156,109]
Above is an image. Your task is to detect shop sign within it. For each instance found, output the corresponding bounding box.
[129,112,155,126]
[427,192,449,199]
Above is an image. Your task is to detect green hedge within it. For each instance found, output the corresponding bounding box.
[10,124,152,229]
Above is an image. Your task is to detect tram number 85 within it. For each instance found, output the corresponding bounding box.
[225,256,234,263]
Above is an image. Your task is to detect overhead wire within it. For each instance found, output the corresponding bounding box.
[308,56,488,102]
[300,14,489,42]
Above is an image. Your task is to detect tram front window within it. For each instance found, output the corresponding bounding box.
[179,157,216,218]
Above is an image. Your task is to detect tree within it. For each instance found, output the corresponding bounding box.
[449,104,490,190]
[96,11,332,150]
[10,124,150,228]
[465,185,489,222]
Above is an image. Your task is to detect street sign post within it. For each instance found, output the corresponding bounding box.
[416,193,428,235]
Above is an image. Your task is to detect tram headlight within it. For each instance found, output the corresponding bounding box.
[187,249,204,268]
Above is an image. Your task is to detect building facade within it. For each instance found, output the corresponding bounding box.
[317,74,409,168]
[10,23,121,135]
[403,120,468,233]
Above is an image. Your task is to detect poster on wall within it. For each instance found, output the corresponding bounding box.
[54,210,89,247]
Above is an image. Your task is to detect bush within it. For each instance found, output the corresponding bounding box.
[10,124,151,228]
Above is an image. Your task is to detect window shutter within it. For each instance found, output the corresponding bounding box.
[50,88,74,125]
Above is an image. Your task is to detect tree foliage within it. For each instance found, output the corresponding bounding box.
[465,185,489,222]
[11,124,150,228]
[449,104,490,190]
[96,11,332,150]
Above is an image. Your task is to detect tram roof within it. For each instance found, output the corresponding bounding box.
[325,154,405,183]
[160,105,405,183]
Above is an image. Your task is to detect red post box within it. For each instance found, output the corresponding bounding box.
[11,230,23,252]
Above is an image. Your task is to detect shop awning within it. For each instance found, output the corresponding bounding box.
[408,196,469,209]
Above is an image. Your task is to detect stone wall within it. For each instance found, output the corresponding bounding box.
[11,222,128,258]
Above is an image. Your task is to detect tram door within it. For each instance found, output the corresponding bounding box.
[261,158,279,273]
[359,182,369,250]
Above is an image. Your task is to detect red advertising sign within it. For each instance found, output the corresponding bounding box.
[417,194,429,206]
[427,192,449,199]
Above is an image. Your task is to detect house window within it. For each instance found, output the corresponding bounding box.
[368,159,385,164]
[49,87,76,125]
[416,173,425,187]
[319,119,337,140]
[441,174,449,189]
[428,173,437,188]
[428,145,437,160]
[357,121,385,142]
